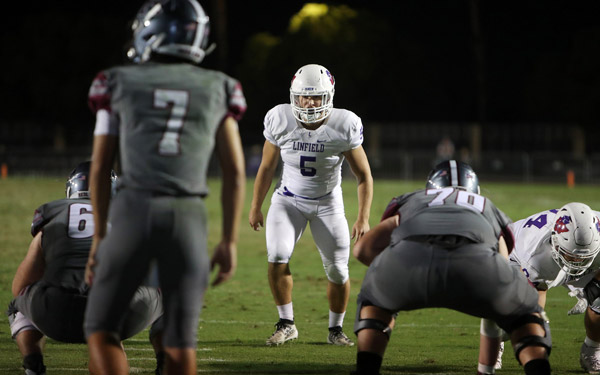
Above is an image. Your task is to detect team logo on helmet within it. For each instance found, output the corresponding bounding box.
[326,70,334,85]
[596,216,600,233]
[554,215,572,234]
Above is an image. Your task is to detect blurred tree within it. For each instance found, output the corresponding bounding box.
[234,2,479,147]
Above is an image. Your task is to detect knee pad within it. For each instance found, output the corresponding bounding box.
[354,318,393,340]
[589,297,600,315]
[510,314,552,363]
[324,261,349,284]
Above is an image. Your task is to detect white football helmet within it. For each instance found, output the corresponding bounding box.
[550,202,600,276]
[289,64,335,124]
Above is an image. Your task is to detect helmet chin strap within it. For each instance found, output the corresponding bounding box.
[547,267,568,288]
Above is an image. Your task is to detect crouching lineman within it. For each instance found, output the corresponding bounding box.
[7,161,164,375]
[351,160,552,375]
[478,202,600,374]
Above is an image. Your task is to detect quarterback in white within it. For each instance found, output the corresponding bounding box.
[249,64,373,347]
[477,203,600,375]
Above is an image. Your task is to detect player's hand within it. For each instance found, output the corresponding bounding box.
[351,219,370,243]
[210,241,237,287]
[84,237,100,286]
[249,208,264,231]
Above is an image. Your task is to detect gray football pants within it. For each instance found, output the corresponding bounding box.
[84,189,209,348]
[15,281,162,343]
[356,239,542,333]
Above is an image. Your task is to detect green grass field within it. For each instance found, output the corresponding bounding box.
[0,176,599,374]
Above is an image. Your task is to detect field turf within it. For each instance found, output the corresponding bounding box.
[0,176,598,374]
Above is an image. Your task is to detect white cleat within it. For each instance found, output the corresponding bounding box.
[581,342,600,374]
[327,326,354,346]
[266,320,298,346]
[495,341,504,370]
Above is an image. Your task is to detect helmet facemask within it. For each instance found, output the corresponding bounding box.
[550,203,600,277]
[550,235,597,276]
[290,92,333,124]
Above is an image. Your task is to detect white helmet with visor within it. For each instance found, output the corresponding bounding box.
[550,202,600,277]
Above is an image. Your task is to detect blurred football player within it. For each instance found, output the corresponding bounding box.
[352,160,552,375]
[7,161,164,375]
[249,63,373,346]
[478,202,600,374]
[83,0,246,374]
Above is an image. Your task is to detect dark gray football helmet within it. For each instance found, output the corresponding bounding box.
[426,159,480,194]
[66,161,118,199]
[127,0,212,64]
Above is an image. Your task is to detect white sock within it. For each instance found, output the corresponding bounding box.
[276,302,294,321]
[585,336,600,348]
[329,310,346,328]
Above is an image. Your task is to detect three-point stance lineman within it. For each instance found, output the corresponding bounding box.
[249,64,373,346]
[478,203,600,375]
[352,160,552,375]
[8,162,163,375]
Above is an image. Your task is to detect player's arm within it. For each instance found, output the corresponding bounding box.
[12,232,45,296]
[249,140,280,231]
[85,133,118,285]
[498,235,509,259]
[353,215,399,266]
[211,116,246,286]
[343,145,373,242]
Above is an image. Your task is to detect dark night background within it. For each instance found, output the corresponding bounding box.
[2,0,600,176]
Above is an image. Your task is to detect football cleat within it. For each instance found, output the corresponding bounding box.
[581,342,600,374]
[495,341,504,370]
[266,319,298,346]
[327,326,354,346]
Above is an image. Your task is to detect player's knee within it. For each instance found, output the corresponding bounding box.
[509,313,552,364]
[324,262,348,284]
[149,316,164,342]
[589,298,600,315]
[354,304,394,340]
[9,312,39,339]
[480,318,507,339]
[267,248,293,263]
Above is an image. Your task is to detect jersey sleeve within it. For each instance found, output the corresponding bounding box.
[381,192,413,222]
[224,77,247,122]
[263,106,286,146]
[381,197,401,221]
[30,204,49,237]
[493,206,515,252]
[88,71,112,114]
[348,114,364,149]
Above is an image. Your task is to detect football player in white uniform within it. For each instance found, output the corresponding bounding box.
[477,203,600,375]
[249,64,373,347]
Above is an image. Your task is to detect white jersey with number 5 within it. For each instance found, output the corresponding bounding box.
[263,104,363,199]
[509,208,600,290]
